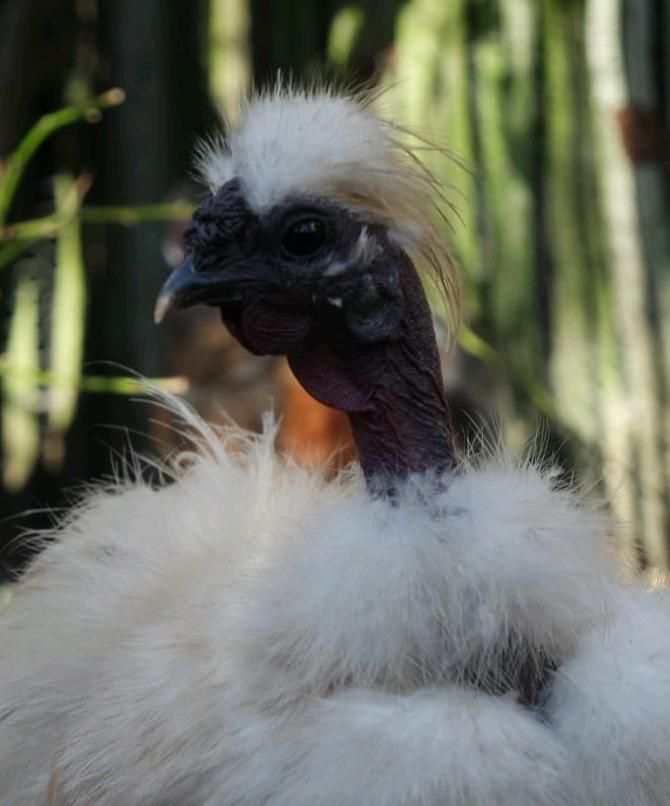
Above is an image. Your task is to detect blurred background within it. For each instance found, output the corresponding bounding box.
[0,0,668,579]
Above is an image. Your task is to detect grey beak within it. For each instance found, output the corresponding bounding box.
[154,258,242,324]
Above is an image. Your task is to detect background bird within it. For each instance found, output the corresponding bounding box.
[1,83,670,805]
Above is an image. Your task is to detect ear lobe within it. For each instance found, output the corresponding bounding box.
[343,265,404,344]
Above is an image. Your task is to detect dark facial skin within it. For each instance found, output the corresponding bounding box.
[156,180,457,491]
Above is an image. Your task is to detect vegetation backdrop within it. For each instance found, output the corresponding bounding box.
[1,0,669,576]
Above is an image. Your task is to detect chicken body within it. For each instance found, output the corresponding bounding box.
[1,401,669,805]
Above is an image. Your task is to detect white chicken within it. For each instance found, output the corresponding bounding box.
[1,83,670,806]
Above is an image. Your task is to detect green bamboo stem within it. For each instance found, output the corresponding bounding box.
[543,2,596,442]
[0,362,189,395]
[47,175,87,436]
[1,278,40,490]
[80,202,195,225]
[0,88,125,225]
[0,201,194,245]
[586,0,668,569]
[473,0,539,418]
[0,238,38,270]
[387,0,481,317]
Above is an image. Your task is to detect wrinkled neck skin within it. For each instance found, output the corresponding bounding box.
[288,249,457,495]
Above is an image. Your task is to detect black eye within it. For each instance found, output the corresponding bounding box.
[281,217,326,258]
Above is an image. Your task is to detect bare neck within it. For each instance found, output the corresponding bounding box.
[289,254,457,493]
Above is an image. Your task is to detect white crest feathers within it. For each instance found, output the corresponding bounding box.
[195,81,460,315]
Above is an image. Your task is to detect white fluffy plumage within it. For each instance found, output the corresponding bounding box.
[1,395,670,804]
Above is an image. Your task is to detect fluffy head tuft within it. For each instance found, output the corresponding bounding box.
[194,81,461,321]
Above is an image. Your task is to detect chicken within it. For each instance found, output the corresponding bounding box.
[1,82,670,805]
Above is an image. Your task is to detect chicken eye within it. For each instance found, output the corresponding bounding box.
[281,218,326,258]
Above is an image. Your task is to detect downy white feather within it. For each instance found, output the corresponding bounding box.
[548,588,670,806]
[1,393,667,804]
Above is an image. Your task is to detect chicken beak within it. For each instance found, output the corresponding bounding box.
[154,257,243,324]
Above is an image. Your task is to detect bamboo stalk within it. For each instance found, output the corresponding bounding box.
[0,88,125,225]
[0,360,189,396]
[1,278,40,491]
[586,0,669,569]
[44,175,87,473]
[386,0,481,318]
[542,2,598,444]
[0,201,194,245]
[473,0,539,438]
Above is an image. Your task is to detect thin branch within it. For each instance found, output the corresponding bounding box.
[0,174,92,242]
[0,201,194,246]
[0,359,189,396]
[80,201,195,225]
[0,88,125,225]
[0,238,38,270]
